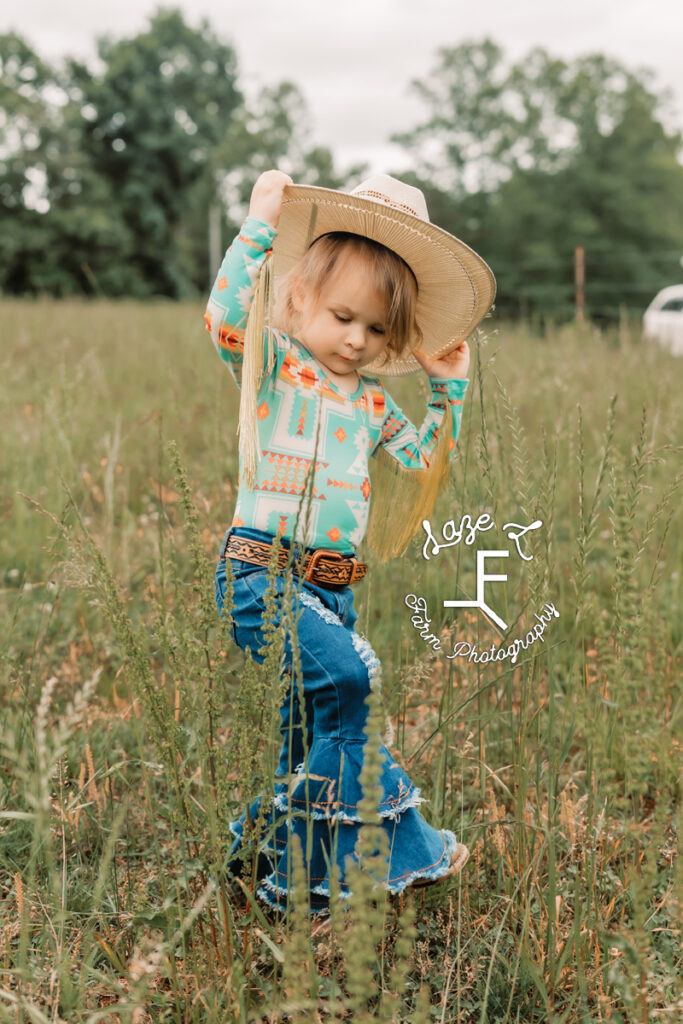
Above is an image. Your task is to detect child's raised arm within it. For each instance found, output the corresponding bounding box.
[203,170,292,387]
[247,169,293,229]
[374,375,468,470]
[374,340,470,468]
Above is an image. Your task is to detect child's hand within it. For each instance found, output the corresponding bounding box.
[248,169,294,229]
[413,340,470,379]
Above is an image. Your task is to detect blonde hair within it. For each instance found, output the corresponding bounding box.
[273,232,422,364]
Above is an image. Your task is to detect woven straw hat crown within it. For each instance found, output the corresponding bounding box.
[272,173,496,376]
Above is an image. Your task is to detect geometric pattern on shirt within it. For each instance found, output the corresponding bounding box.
[253,450,329,499]
[253,373,378,544]
[282,348,320,392]
[288,391,315,440]
[326,477,355,490]
[379,404,441,467]
[317,403,372,480]
[264,380,317,459]
[380,409,407,444]
[346,424,372,477]
[344,499,370,548]
[268,373,363,464]
[232,492,322,549]
[247,493,321,546]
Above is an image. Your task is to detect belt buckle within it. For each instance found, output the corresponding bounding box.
[303,548,343,583]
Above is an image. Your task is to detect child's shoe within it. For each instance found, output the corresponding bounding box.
[408,842,469,888]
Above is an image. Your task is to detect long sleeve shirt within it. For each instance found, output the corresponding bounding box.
[204,217,468,554]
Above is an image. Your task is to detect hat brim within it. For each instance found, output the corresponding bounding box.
[272,183,496,376]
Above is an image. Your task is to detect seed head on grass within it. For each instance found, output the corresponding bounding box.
[226,535,292,875]
[470,336,499,519]
[278,832,315,1022]
[379,892,418,1020]
[410,981,433,1023]
[572,396,617,625]
[343,681,392,1021]
[167,440,216,629]
[27,483,198,833]
[494,371,531,521]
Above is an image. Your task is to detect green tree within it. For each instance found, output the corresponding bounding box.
[0,12,359,297]
[209,80,367,240]
[0,31,160,296]
[67,8,243,297]
[394,42,683,320]
[0,32,55,218]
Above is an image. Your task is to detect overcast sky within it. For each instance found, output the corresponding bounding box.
[4,0,683,173]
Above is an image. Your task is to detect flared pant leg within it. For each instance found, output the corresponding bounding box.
[215,544,460,914]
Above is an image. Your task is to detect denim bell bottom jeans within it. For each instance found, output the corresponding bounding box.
[214,526,460,915]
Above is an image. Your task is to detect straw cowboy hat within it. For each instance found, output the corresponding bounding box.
[272,173,496,376]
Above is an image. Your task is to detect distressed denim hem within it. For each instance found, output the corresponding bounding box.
[384,828,458,893]
[257,877,332,917]
[272,785,425,822]
[270,737,425,822]
[253,829,460,914]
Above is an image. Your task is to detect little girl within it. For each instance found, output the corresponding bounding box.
[206,169,495,917]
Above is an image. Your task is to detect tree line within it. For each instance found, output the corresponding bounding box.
[2,10,683,320]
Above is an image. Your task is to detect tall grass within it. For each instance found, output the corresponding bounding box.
[1,300,680,1022]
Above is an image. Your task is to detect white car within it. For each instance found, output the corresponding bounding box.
[643,285,683,356]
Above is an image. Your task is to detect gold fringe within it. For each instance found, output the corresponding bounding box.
[239,256,275,488]
[366,413,453,561]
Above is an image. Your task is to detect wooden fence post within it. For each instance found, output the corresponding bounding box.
[574,245,585,324]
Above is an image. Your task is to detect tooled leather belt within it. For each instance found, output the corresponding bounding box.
[225,535,367,587]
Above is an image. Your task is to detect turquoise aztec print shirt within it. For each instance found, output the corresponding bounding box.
[205,217,468,554]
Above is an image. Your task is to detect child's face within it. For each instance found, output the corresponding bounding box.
[292,252,390,386]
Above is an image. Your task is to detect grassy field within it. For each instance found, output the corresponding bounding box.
[0,299,681,1023]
